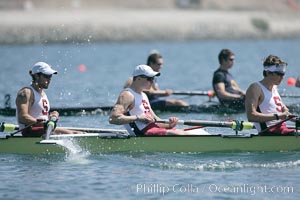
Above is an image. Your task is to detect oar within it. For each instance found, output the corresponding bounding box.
[44,116,58,140]
[172,90,215,97]
[157,119,254,131]
[172,90,299,98]
[1,122,128,134]
[280,94,300,98]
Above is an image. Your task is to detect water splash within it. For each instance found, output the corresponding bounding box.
[54,138,91,164]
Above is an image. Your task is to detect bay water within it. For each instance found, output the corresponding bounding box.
[0,39,300,199]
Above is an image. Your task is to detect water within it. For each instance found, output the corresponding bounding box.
[1,152,300,199]
[1,39,300,199]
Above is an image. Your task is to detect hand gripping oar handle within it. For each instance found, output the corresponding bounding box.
[156,119,254,131]
[259,115,296,135]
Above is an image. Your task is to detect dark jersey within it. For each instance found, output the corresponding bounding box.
[144,78,167,110]
[212,68,244,108]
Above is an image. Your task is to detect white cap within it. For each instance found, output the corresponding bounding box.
[31,62,58,75]
[132,65,160,77]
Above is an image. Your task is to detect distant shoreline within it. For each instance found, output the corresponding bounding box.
[1,9,300,44]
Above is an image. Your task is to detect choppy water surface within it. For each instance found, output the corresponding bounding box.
[1,40,300,199]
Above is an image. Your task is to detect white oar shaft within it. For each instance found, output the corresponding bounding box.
[157,119,254,130]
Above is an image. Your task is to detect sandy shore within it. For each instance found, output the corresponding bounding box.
[1,9,300,44]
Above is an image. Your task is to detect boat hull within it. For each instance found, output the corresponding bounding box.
[1,134,300,154]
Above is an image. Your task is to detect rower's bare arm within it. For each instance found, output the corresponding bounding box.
[231,81,245,95]
[109,91,137,125]
[123,78,133,89]
[15,88,37,125]
[245,83,259,121]
[215,83,241,99]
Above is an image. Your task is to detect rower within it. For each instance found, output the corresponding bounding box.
[109,64,208,136]
[15,62,85,137]
[212,49,245,109]
[245,55,299,135]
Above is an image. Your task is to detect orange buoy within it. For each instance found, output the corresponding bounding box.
[287,77,296,86]
[78,64,87,72]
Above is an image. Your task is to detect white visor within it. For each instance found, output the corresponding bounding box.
[264,64,287,73]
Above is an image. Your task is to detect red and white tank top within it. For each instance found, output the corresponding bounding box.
[123,88,152,135]
[254,82,283,131]
[17,86,50,129]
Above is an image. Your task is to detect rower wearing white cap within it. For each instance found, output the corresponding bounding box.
[109,64,202,136]
[16,62,85,137]
[245,55,298,135]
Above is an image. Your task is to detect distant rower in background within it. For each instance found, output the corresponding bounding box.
[245,55,297,135]
[212,49,245,109]
[16,62,84,137]
[296,75,300,87]
[124,52,189,110]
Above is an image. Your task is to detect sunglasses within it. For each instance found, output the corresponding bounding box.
[42,74,52,79]
[273,71,285,77]
[140,75,154,81]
